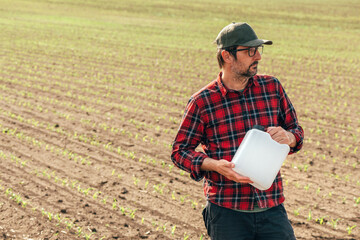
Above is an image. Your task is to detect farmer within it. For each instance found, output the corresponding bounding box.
[171,22,304,239]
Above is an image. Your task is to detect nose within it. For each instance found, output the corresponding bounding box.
[254,49,262,61]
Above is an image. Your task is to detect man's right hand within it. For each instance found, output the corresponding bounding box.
[201,158,253,183]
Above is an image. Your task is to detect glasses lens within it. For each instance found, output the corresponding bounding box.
[258,46,263,55]
[249,46,263,57]
[248,47,256,57]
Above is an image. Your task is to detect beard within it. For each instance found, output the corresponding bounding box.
[232,61,259,80]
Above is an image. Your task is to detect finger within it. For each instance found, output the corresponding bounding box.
[239,178,253,183]
[266,126,275,133]
[266,126,276,131]
[268,131,282,142]
[233,174,253,183]
[274,138,286,144]
[273,135,290,144]
[270,133,283,142]
[227,162,235,168]
[266,126,279,136]
[220,160,235,168]
[270,130,284,139]
[268,128,287,142]
[269,130,282,138]
[237,177,253,183]
[267,126,284,131]
[230,176,251,183]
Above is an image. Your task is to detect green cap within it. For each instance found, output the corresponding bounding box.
[215,22,272,49]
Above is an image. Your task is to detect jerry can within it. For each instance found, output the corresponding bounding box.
[231,125,290,190]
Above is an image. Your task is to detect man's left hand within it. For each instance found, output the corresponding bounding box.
[266,126,296,148]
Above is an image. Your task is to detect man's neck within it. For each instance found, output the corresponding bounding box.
[221,70,250,91]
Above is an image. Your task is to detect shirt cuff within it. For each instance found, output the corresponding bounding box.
[190,153,208,181]
[288,129,303,154]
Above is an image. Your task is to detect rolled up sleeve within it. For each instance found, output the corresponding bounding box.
[171,98,208,181]
[278,82,304,154]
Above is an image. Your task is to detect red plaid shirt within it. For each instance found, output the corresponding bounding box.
[171,72,304,210]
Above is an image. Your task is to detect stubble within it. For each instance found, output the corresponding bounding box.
[231,61,259,83]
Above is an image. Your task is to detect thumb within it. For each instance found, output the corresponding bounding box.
[224,161,235,168]
[221,159,235,168]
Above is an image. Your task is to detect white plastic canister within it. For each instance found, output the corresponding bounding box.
[231,125,290,190]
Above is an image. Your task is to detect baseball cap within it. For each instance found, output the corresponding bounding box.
[215,22,272,49]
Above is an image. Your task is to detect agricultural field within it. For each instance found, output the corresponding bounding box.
[0,0,359,239]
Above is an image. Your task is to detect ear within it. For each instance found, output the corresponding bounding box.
[221,50,234,64]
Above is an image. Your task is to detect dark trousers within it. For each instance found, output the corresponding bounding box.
[202,202,296,240]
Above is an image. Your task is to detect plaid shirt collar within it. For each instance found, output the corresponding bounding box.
[216,71,260,97]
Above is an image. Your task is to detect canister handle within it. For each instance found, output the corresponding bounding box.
[252,125,265,131]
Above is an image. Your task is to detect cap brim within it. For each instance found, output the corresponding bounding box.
[241,39,273,47]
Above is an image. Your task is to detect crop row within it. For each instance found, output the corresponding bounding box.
[0,77,181,125]
[0,133,205,239]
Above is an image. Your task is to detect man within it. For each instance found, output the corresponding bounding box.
[171,22,304,239]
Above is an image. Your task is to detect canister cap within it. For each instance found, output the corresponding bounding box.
[252,125,265,131]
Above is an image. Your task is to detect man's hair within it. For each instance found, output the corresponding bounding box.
[216,46,238,69]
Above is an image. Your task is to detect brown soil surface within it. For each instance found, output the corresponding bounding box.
[0,64,359,239]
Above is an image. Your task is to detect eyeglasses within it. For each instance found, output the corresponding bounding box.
[232,45,263,57]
